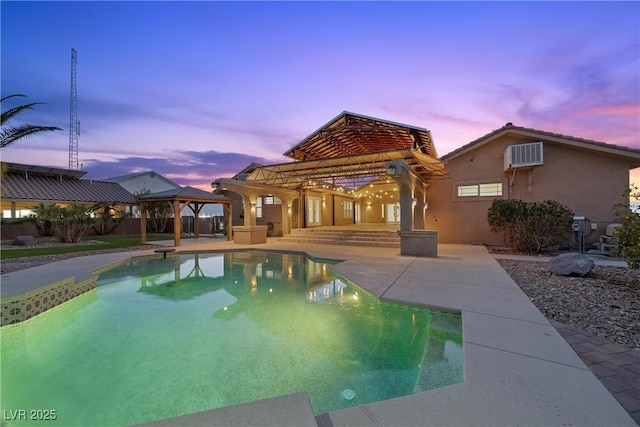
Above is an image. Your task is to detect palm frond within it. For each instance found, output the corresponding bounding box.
[0,124,63,148]
[1,102,46,125]
[0,94,27,103]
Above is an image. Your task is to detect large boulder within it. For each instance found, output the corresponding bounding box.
[12,235,38,247]
[545,253,595,277]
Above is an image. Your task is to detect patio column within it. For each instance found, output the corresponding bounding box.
[280,196,295,236]
[398,183,413,232]
[414,184,426,230]
[242,195,257,227]
[387,159,427,232]
[225,203,233,241]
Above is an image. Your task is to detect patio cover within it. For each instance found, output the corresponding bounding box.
[138,186,234,246]
[246,148,445,190]
[252,111,445,190]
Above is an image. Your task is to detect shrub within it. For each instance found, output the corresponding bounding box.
[91,202,128,235]
[32,203,96,243]
[613,185,640,268]
[135,188,171,233]
[487,199,574,253]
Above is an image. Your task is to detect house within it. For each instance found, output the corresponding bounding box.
[430,123,640,247]
[1,162,137,219]
[105,170,181,195]
[214,112,640,250]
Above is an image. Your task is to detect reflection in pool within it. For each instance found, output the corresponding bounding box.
[1,251,462,426]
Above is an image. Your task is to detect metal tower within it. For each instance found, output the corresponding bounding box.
[68,48,80,170]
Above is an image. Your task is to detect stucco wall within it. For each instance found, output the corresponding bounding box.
[429,135,634,247]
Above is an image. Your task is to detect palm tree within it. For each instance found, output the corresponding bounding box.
[1,93,62,148]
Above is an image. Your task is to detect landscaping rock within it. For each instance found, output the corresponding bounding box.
[11,236,38,247]
[545,253,595,277]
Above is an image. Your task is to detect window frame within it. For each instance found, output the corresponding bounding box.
[456,181,503,198]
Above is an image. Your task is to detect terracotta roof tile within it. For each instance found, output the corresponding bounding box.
[441,123,640,162]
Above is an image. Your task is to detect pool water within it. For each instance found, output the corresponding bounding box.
[1,251,462,426]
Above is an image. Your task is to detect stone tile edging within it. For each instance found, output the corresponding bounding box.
[1,276,97,326]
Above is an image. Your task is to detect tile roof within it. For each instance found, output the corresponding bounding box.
[2,173,138,205]
[441,123,640,162]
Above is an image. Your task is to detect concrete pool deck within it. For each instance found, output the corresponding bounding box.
[1,238,636,426]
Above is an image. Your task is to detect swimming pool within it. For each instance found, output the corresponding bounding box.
[1,250,462,426]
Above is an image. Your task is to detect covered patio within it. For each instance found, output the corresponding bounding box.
[213,112,447,244]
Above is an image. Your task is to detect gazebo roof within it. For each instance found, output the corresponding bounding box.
[138,186,234,204]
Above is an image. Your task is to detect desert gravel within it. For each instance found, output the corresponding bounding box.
[497,259,640,349]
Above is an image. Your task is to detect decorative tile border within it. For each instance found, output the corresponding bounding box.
[1,276,97,326]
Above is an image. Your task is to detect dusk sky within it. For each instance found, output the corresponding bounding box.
[1,1,639,191]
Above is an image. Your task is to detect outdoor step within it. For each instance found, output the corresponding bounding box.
[279,228,400,248]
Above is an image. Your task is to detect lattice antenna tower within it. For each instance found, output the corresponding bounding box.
[68,48,80,170]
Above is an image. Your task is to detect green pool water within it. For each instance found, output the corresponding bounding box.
[1,251,462,426]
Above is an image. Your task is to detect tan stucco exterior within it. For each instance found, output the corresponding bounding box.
[429,130,639,246]
[214,115,639,252]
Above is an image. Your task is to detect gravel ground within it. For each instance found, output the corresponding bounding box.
[497,259,640,349]
[3,245,639,349]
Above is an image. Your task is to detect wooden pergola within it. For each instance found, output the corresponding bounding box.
[138,186,234,247]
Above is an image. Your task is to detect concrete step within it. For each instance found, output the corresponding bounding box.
[279,228,400,248]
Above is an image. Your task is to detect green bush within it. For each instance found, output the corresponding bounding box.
[613,185,640,269]
[487,199,574,253]
[32,203,95,243]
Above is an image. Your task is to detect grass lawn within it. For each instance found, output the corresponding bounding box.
[0,235,170,259]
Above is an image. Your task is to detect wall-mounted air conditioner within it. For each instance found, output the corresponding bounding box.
[504,141,544,171]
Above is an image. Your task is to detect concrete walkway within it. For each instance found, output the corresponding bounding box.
[2,238,636,426]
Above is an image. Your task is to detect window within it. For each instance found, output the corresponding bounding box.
[256,196,282,219]
[343,201,353,219]
[307,196,321,225]
[457,182,502,197]
[479,183,502,196]
[263,196,281,205]
[457,185,479,197]
[256,197,262,218]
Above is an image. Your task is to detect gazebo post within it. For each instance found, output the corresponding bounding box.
[173,200,181,247]
[193,203,201,238]
[140,203,148,243]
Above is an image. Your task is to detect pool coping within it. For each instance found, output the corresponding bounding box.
[1,238,636,426]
